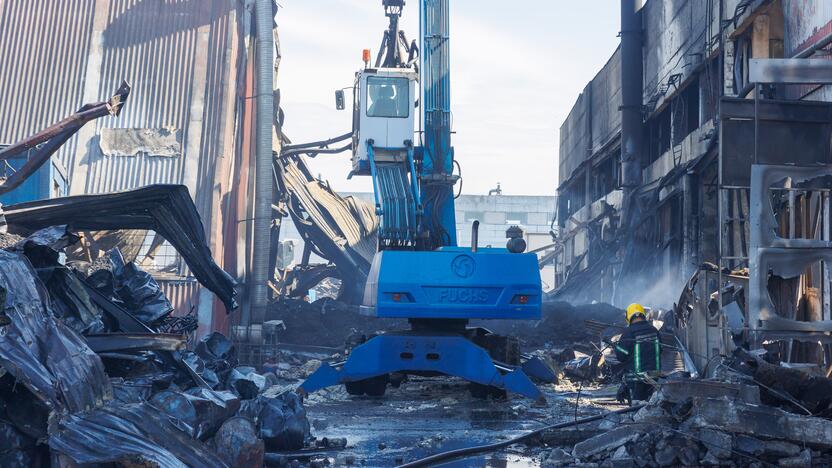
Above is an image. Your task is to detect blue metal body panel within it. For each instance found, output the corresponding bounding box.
[0,156,65,205]
[363,247,541,320]
[300,333,543,400]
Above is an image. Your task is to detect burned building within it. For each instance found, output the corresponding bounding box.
[9,0,832,465]
[0,1,280,337]
[555,0,832,370]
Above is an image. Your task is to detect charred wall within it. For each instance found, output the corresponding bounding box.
[554,0,832,312]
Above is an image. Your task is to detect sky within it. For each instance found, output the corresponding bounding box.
[277,1,621,196]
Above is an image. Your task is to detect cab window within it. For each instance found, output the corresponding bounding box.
[366,76,409,118]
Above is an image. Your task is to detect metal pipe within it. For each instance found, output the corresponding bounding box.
[737,81,755,98]
[279,142,352,159]
[251,0,276,326]
[619,0,644,224]
[718,0,724,101]
[281,131,352,152]
[471,220,479,253]
[794,31,832,59]
[0,82,131,195]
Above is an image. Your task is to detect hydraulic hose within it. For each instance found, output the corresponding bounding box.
[279,142,353,159]
[396,404,645,468]
[281,132,353,152]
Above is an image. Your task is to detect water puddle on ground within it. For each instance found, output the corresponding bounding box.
[436,453,540,467]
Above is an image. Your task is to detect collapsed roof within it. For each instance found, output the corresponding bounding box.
[274,155,377,304]
[2,184,237,311]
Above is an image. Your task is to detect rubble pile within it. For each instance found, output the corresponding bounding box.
[262,349,328,382]
[310,276,342,300]
[729,348,832,416]
[266,297,401,347]
[0,231,22,249]
[541,373,832,467]
[0,224,313,467]
[510,306,832,468]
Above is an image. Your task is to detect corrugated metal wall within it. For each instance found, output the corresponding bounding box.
[158,277,200,316]
[82,0,231,196]
[558,49,622,186]
[0,0,94,166]
[783,0,832,55]
[0,0,238,209]
[589,48,622,155]
[558,91,587,186]
[0,0,242,326]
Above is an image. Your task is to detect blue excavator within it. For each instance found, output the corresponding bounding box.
[301,0,547,402]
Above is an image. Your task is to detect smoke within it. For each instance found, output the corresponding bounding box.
[550,258,693,313]
[615,269,689,311]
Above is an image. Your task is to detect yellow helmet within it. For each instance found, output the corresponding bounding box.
[626,303,646,324]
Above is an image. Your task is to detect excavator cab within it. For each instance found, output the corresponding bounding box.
[349,67,418,176]
[336,0,419,177]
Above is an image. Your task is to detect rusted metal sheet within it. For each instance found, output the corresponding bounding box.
[158,277,201,316]
[783,0,832,56]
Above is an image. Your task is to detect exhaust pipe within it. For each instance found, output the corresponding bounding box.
[619,0,644,224]
[471,220,480,253]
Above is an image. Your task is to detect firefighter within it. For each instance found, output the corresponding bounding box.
[614,303,661,403]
